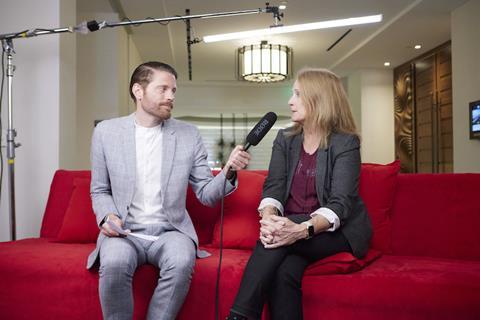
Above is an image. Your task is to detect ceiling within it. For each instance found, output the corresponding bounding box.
[80,0,468,82]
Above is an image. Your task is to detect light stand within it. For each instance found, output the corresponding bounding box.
[1,39,21,241]
[0,4,279,241]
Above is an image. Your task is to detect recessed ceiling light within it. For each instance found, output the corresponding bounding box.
[384,62,391,67]
[414,44,422,49]
[279,2,287,10]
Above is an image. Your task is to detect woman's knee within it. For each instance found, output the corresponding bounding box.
[273,259,304,289]
[276,270,298,290]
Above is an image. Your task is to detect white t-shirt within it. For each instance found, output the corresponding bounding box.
[126,121,169,225]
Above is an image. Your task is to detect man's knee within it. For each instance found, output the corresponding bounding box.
[99,241,137,278]
[163,251,195,277]
[100,255,136,278]
[160,241,196,284]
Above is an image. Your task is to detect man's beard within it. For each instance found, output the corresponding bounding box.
[148,103,173,120]
[159,103,172,119]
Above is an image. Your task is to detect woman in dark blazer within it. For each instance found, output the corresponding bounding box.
[227,68,372,320]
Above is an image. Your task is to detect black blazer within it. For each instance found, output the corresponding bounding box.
[262,128,372,258]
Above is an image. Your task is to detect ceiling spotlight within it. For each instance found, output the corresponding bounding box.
[279,2,287,10]
[384,62,391,67]
[414,44,422,49]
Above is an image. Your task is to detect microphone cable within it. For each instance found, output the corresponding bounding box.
[213,112,277,319]
[215,170,230,320]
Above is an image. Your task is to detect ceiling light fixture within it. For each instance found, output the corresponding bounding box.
[238,41,292,82]
[203,14,382,43]
[384,62,391,67]
[414,44,422,49]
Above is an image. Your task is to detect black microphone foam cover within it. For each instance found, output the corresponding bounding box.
[87,20,100,32]
[245,112,277,147]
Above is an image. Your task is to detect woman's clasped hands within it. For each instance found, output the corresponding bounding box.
[260,214,306,249]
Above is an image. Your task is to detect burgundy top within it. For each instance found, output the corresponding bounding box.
[284,147,320,216]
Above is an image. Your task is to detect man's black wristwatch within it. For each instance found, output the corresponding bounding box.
[99,215,110,227]
[226,170,237,184]
[99,214,110,227]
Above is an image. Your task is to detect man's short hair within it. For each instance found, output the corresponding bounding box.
[129,61,178,102]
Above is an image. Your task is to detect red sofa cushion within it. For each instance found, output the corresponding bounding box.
[186,184,221,245]
[0,239,102,319]
[359,161,400,253]
[40,170,91,238]
[56,178,99,243]
[0,238,157,320]
[304,249,381,276]
[179,248,253,319]
[301,254,480,320]
[391,173,480,260]
[179,246,381,320]
[210,171,266,249]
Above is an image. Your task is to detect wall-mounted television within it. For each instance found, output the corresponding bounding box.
[470,100,480,139]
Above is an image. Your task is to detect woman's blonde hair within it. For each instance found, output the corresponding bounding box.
[288,68,358,148]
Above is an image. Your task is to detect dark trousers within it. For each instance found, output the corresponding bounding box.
[231,214,351,320]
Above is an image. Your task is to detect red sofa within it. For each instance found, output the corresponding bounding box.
[1,162,480,320]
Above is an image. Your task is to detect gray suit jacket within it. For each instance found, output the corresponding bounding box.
[87,113,234,268]
[263,129,372,258]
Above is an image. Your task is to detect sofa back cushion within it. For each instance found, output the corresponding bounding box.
[359,161,400,253]
[55,178,99,243]
[43,169,220,244]
[40,163,400,251]
[40,170,91,238]
[391,173,480,261]
[209,171,266,249]
[206,161,400,252]
[185,171,221,245]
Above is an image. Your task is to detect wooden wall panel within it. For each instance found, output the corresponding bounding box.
[394,63,415,172]
[394,42,452,173]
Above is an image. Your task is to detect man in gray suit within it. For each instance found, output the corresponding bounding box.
[87,61,250,320]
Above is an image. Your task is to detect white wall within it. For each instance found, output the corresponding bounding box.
[346,73,362,132]
[127,36,142,114]
[0,0,71,241]
[75,11,133,168]
[59,0,77,169]
[451,0,480,173]
[347,69,395,164]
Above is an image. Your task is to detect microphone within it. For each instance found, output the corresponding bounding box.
[73,20,107,34]
[244,112,277,151]
[225,111,277,177]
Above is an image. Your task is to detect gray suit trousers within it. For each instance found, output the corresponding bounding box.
[99,223,196,320]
